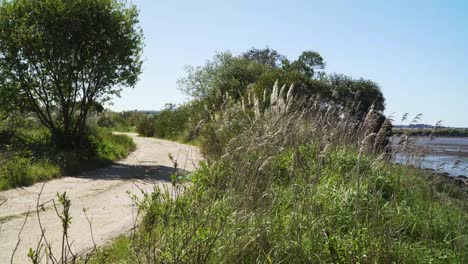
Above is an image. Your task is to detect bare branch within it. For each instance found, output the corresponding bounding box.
[10,207,30,264]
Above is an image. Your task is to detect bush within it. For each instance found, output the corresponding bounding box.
[91,129,136,161]
[136,116,156,137]
[60,128,136,175]
[132,104,193,141]
[198,102,250,160]
[0,121,136,189]
[97,111,146,132]
[152,104,189,139]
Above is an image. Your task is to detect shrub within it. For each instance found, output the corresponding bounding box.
[97,110,147,132]
[152,104,189,140]
[91,129,136,161]
[60,128,136,174]
[0,154,60,190]
[136,116,156,137]
[0,123,135,188]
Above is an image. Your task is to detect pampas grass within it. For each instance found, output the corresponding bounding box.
[89,82,467,264]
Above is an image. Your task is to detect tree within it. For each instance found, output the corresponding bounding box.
[0,0,143,149]
[241,47,285,69]
[178,52,268,108]
[328,74,385,119]
[290,51,325,78]
[178,48,386,120]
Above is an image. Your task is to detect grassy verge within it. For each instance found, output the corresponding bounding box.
[151,134,200,146]
[111,126,137,133]
[87,146,466,263]
[87,236,136,263]
[0,157,60,191]
[87,89,467,263]
[0,127,135,190]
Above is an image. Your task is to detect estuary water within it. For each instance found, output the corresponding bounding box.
[391,137,468,176]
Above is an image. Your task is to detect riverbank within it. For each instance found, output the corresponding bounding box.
[88,144,467,263]
[391,136,468,177]
[88,97,467,263]
[393,128,468,137]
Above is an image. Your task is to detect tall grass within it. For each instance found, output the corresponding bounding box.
[0,127,61,190]
[90,128,136,161]
[91,83,466,263]
[0,154,59,190]
[0,125,136,190]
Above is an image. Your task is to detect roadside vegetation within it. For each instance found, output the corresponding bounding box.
[97,111,148,133]
[0,115,135,190]
[0,0,143,190]
[89,84,467,263]
[0,0,465,262]
[83,48,466,263]
[116,47,388,145]
[84,48,466,263]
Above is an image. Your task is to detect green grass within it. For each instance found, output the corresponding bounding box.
[0,127,136,190]
[86,145,467,263]
[86,236,136,264]
[0,157,60,190]
[91,129,136,161]
[87,89,466,263]
[152,133,200,146]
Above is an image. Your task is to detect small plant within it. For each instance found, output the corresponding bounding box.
[16,187,97,264]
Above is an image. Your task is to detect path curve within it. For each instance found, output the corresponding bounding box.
[0,133,200,263]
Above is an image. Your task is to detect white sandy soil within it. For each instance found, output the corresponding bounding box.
[0,133,200,263]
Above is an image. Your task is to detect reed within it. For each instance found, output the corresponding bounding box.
[87,82,467,263]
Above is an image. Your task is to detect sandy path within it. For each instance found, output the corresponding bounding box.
[0,133,200,263]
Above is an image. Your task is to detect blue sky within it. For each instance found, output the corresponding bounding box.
[111,0,468,127]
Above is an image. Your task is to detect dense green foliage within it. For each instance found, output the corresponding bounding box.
[135,115,156,137]
[89,128,136,162]
[178,48,385,119]
[0,154,59,190]
[124,48,388,144]
[0,0,143,189]
[103,48,387,147]
[152,104,190,139]
[103,103,199,142]
[98,107,191,140]
[0,0,143,150]
[134,105,190,139]
[98,111,147,132]
[0,118,135,190]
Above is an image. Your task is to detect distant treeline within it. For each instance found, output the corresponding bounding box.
[393,128,468,137]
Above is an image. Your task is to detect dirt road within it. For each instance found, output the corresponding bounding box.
[0,133,200,263]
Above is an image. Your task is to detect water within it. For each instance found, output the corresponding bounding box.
[391,137,468,176]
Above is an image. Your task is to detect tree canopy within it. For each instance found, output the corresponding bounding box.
[0,0,143,149]
[178,48,385,118]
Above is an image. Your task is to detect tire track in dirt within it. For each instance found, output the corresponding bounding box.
[0,133,200,263]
